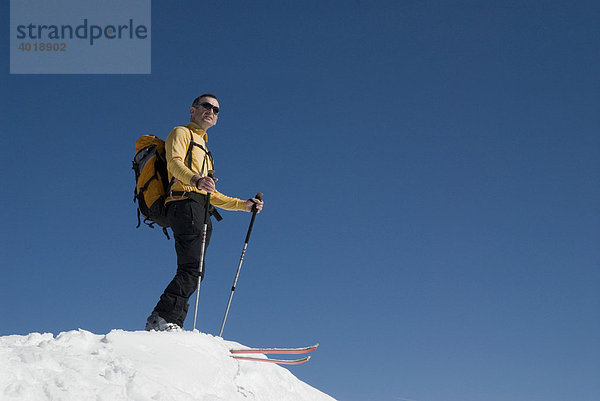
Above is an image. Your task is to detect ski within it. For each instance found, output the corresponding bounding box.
[229,344,319,355]
[230,355,311,365]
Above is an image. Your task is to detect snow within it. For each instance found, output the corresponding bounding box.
[0,329,336,401]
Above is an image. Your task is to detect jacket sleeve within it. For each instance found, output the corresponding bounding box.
[165,126,195,186]
[211,190,248,211]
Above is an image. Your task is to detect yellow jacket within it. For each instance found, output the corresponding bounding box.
[165,122,247,211]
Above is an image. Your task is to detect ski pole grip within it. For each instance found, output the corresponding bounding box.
[252,192,263,213]
[207,170,215,178]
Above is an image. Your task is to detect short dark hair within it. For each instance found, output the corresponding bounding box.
[192,93,218,107]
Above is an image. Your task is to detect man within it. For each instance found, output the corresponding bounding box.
[146,94,264,332]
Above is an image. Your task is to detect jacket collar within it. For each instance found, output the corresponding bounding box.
[187,122,208,142]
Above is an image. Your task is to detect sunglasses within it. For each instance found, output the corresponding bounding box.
[195,102,220,115]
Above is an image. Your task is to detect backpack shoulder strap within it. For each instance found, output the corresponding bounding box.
[186,127,214,175]
[186,128,194,169]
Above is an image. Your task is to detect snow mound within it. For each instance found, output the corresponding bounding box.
[0,329,336,401]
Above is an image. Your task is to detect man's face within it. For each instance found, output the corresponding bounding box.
[190,97,220,130]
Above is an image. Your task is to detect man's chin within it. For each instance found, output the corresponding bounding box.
[197,121,214,131]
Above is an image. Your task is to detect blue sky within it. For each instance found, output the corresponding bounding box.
[2,1,599,401]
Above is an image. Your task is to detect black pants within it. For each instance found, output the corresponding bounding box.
[153,198,212,326]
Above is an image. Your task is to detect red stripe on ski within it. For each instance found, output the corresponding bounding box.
[231,355,311,365]
[230,344,319,355]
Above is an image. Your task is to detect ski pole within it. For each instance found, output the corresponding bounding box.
[192,170,215,331]
[219,192,263,337]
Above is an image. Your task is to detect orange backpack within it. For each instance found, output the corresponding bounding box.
[132,135,171,237]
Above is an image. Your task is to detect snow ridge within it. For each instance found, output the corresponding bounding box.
[0,329,336,401]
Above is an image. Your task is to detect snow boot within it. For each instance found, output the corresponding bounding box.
[145,312,182,332]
